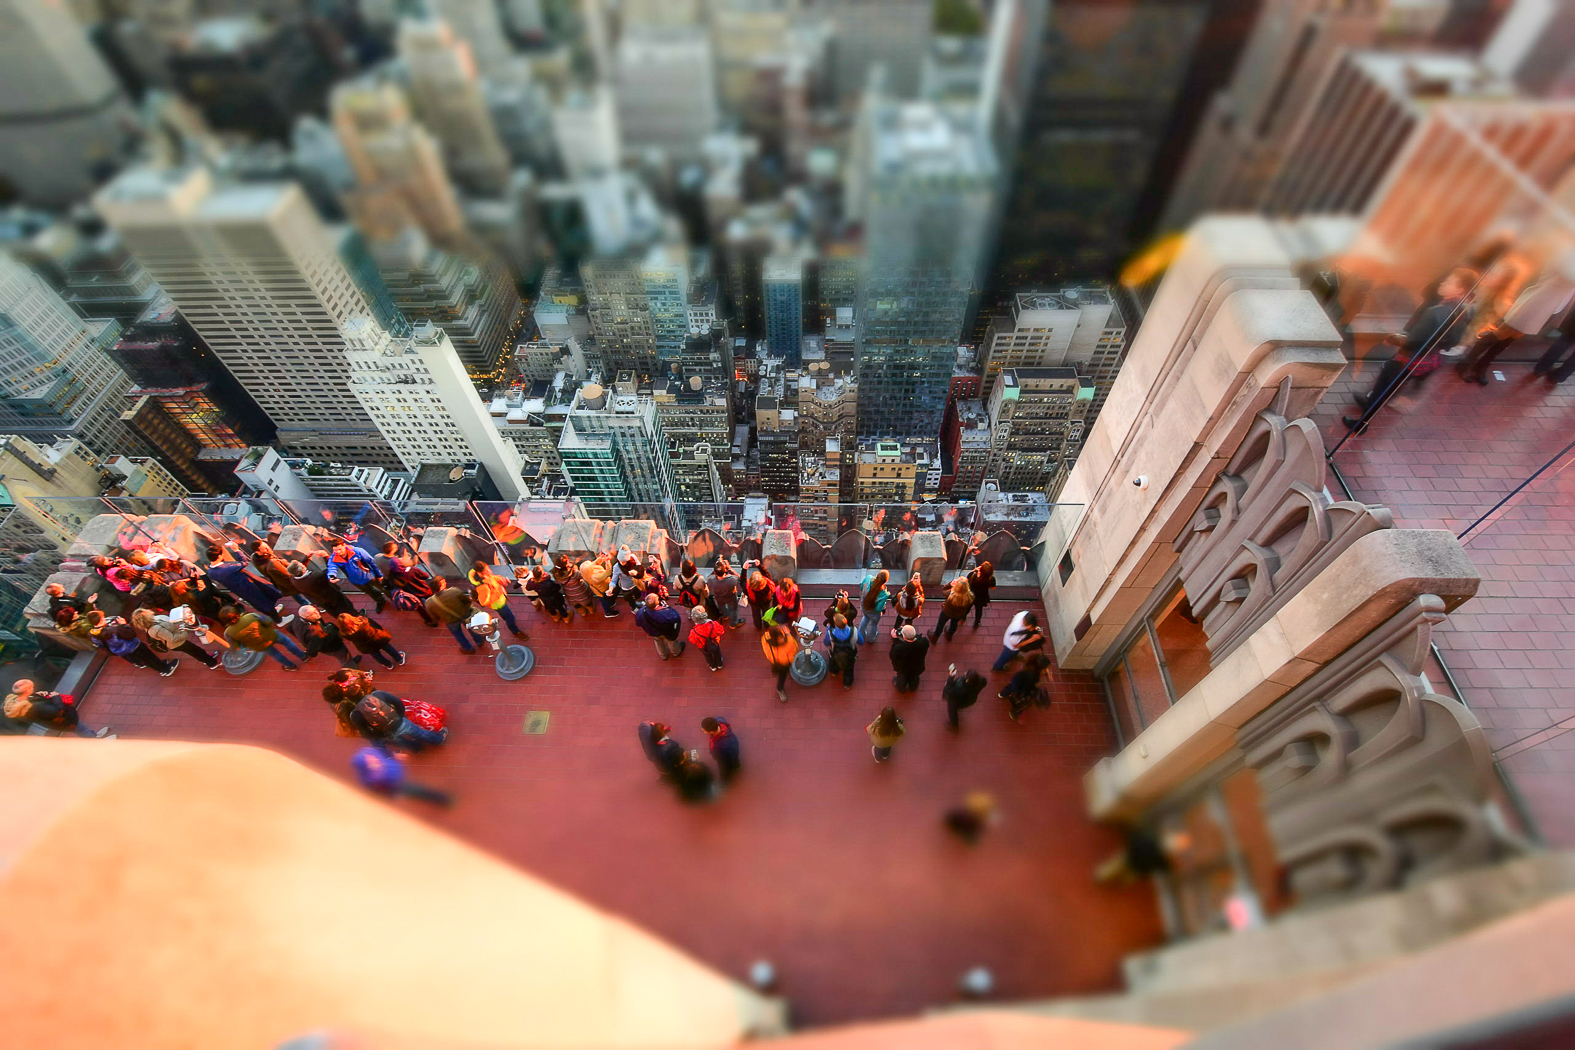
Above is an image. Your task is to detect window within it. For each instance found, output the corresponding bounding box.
[1099,582,1212,743]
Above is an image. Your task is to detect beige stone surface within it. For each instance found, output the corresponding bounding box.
[1085,529,1480,819]
[0,739,782,1050]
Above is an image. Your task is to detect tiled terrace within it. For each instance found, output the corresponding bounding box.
[1309,343,1575,848]
[79,596,1161,1027]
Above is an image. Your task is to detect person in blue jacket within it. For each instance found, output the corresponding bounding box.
[204,544,283,619]
[326,538,390,612]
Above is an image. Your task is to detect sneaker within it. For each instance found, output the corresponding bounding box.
[438,728,450,744]
[95,726,113,738]
[603,613,619,619]
[872,746,887,763]
[710,665,722,672]
[158,664,177,677]
[207,660,222,670]
[396,650,407,666]
[777,688,789,703]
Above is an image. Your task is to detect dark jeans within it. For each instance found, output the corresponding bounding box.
[872,744,892,761]
[947,698,965,728]
[773,664,790,691]
[715,750,740,782]
[893,670,921,692]
[931,610,965,641]
[992,646,1018,671]
[357,580,392,609]
[1535,333,1575,383]
[363,640,402,667]
[390,719,445,751]
[445,621,476,653]
[597,593,620,616]
[830,647,856,686]
[119,644,176,673]
[701,641,725,669]
[173,640,219,667]
[751,600,769,630]
[378,780,452,805]
[971,598,989,627]
[1461,327,1522,378]
[1349,358,1408,431]
[491,601,521,632]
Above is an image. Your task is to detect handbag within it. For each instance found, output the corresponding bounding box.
[402,698,447,731]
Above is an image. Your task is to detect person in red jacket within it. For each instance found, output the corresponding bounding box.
[3,679,112,737]
[688,606,726,671]
[744,569,776,632]
[773,577,804,626]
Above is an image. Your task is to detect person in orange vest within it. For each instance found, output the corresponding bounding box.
[468,560,527,637]
[761,621,799,703]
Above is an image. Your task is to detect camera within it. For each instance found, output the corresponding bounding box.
[1132,475,1150,490]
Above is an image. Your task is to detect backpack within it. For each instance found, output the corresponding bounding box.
[354,694,400,734]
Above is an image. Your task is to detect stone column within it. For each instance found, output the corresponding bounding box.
[762,529,798,583]
[906,530,946,589]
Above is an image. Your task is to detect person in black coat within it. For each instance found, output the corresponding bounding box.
[1344,268,1476,431]
[637,720,685,778]
[999,653,1052,723]
[290,604,362,667]
[942,666,988,730]
[287,558,357,617]
[889,624,931,693]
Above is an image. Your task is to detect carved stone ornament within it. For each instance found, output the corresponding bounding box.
[1174,378,1393,665]
[1237,595,1520,905]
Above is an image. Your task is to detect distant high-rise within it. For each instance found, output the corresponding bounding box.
[398,19,514,197]
[613,27,720,160]
[341,318,527,499]
[94,166,402,468]
[763,251,806,365]
[851,100,996,440]
[368,227,525,381]
[0,0,132,207]
[0,253,144,458]
[979,286,1130,420]
[988,0,1209,292]
[557,378,678,520]
[331,79,469,245]
[985,367,1092,498]
[811,0,933,101]
[1161,0,1423,234]
[641,245,690,368]
[581,255,658,377]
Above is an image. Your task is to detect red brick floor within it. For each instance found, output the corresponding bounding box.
[80,599,1161,1027]
[1309,344,1575,847]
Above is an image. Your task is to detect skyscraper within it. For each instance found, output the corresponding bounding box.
[979,287,1130,419]
[1160,0,1404,233]
[331,79,469,245]
[94,166,401,468]
[985,367,1092,497]
[0,251,146,459]
[341,318,527,499]
[398,19,514,197]
[557,379,678,520]
[988,0,1209,291]
[368,227,525,381]
[810,0,933,101]
[613,27,720,160]
[641,245,690,368]
[763,250,806,365]
[0,0,132,207]
[581,255,658,377]
[851,100,996,440]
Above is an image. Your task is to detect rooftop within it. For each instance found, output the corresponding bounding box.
[79,596,1157,1026]
[1014,287,1115,314]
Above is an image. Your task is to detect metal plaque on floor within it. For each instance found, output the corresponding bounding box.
[523,710,550,734]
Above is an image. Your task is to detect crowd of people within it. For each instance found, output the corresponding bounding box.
[42,531,1057,818]
[623,553,1052,801]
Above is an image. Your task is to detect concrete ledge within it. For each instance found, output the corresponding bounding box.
[1086,529,1480,820]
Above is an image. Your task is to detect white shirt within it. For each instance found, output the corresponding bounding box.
[1004,610,1036,649]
